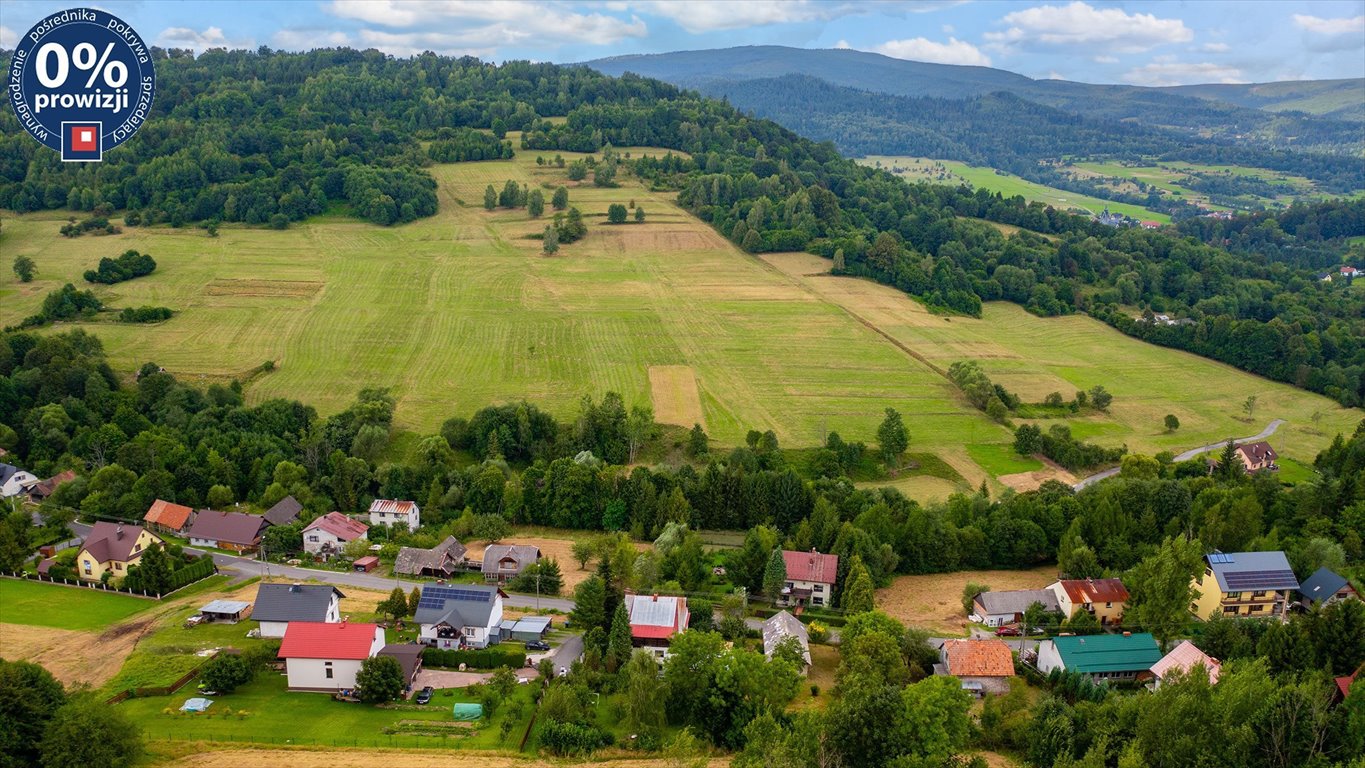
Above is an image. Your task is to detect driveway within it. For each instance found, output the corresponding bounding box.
[1072,418,1286,491]
[412,667,540,693]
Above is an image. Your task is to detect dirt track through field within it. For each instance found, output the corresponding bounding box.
[0,620,152,688]
[649,365,705,428]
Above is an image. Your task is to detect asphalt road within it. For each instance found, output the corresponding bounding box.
[1072,418,1286,491]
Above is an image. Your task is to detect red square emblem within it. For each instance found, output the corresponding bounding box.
[69,125,98,152]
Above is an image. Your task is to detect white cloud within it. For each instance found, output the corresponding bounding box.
[986,1,1192,54]
[0,25,17,48]
[1123,59,1245,86]
[942,24,955,34]
[1292,13,1365,52]
[834,39,852,49]
[874,36,991,66]
[328,1,647,46]
[1093,55,1119,64]
[1199,42,1230,53]
[272,29,353,50]
[157,26,255,52]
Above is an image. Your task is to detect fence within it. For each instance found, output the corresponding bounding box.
[4,564,218,600]
[152,733,501,750]
[106,654,216,704]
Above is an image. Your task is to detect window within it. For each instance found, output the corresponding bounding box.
[1223,606,1238,614]
[325,662,333,679]
[1250,604,1263,612]
[1105,602,1112,608]
[115,562,122,571]
[83,561,93,575]
[785,582,793,589]
[813,584,824,592]
[1226,591,1241,600]
[813,597,824,606]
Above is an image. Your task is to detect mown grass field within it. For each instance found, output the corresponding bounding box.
[859,156,1168,222]
[762,252,1362,467]
[0,578,156,630]
[1065,160,1350,210]
[0,141,1002,452]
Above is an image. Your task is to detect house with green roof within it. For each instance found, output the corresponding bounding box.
[1036,632,1162,682]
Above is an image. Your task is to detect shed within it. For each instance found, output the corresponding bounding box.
[452,702,484,721]
[199,599,253,623]
[509,616,552,643]
[353,555,380,572]
[378,643,424,684]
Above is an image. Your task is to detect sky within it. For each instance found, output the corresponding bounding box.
[2,1,1364,86]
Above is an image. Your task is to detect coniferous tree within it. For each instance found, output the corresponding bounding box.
[483,184,497,211]
[762,548,787,601]
[606,602,632,673]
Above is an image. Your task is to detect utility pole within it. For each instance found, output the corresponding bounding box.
[535,572,541,611]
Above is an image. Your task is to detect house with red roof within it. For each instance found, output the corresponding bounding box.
[780,549,839,608]
[142,499,195,534]
[302,512,369,558]
[369,498,420,532]
[1048,578,1130,626]
[624,592,689,657]
[278,620,385,691]
[940,639,1016,695]
[27,470,76,504]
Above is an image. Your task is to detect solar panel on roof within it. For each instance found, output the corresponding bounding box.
[421,586,491,606]
[1224,570,1297,590]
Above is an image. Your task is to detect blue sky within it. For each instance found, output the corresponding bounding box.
[3,1,1363,85]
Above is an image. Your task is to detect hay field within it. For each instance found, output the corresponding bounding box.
[649,365,705,428]
[0,140,1002,451]
[160,747,729,768]
[876,565,1058,635]
[763,253,1361,466]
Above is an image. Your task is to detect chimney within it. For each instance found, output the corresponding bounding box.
[341,616,348,628]
[290,583,301,593]
[1123,631,1131,637]
[652,593,658,602]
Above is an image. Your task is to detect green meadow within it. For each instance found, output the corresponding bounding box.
[0,578,156,631]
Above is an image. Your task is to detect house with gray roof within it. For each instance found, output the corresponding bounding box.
[481,544,540,584]
[252,583,345,638]
[263,496,303,527]
[1297,567,1359,608]
[763,610,811,673]
[1191,551,1299,620]
[970,589,1060,627]
[412,583,505,650]
[0,463,39,498]
[394,536,468,578]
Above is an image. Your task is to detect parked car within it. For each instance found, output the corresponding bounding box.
[524,640,550,651]
[995,625,1022,637]
[415,686,433,705]
[558,666,567,678]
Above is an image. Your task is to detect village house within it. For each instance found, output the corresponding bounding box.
[302,512,369,558]
[624,592,690,658]
[939,639,1016,696]
[0,463,39,498]
[368,498,420,532]
[252,583,344,638]
[1036,632,1162,682]
[1297,567,1359,608]
[142,499,195,535]
[187,509,268,553]
[1150,640,1221,687]
[412,583,505,650]
[482,544,540,584]
[1191,551,1299,620]
[1048,578,1129,626]
[1342,265,1360,279]
[377,644,424,689]
[263,495,303,527]
[762,610,811,674]
[278,620,385,691]
[394,536,468,578]
[1235,441,1278,472]
[26,470,76,504]
[75,522,163,582]
[780,549,839,608]
[969,589,1061,627]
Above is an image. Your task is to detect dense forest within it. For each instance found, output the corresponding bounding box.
[2,48,1362,406]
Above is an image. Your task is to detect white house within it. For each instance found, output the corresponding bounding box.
[368,499,420,532]
[779,549,839,607]
[252,583,344,638]
[0,464,40,498]
[278,620,385,691]
[302,512,369,557]
[412,583,505,649]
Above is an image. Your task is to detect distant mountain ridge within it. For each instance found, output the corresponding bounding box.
[583,45,1365,135]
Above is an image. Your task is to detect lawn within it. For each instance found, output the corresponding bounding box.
[762,252,1362,475]
[0,578,156,631]
[1065,160,1350,210]
[0,138,1001,452]
[966,444,1044,477]
[859,156,1167,222]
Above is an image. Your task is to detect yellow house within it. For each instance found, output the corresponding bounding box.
[1048,578,1130,626]
[1190,551,1298,621]
[76,522,162,582]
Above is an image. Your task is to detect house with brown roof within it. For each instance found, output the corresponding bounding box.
[481,544,540,583]
[1048,578,1129,626]
[188,510,268,553]
[302,512,369,557]
[263,495,303,527]
[143,499,195,535]
[1235,442,1278,472]
[394,536,468,578]
[780,549,839,608]
[940,639,1016,695]
[76,522,162,582]
[27,470,76,503]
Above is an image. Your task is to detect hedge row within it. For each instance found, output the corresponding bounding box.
[420,647,526,670]
[168,557,216,591]
[749,606,847,627]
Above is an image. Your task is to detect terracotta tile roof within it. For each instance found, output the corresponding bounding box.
[1055,578,1129,604]
[303,512,369,542]
[1151,640,1221,684]
[782,549,839,585]
[369,499,417,516]
[278,621,380,660]
[143,499,194,531]
[942,639,1015,678]
[29,470,77,499]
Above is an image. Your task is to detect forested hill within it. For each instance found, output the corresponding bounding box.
[2,48,1363,406]
[584,45,1365,144]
